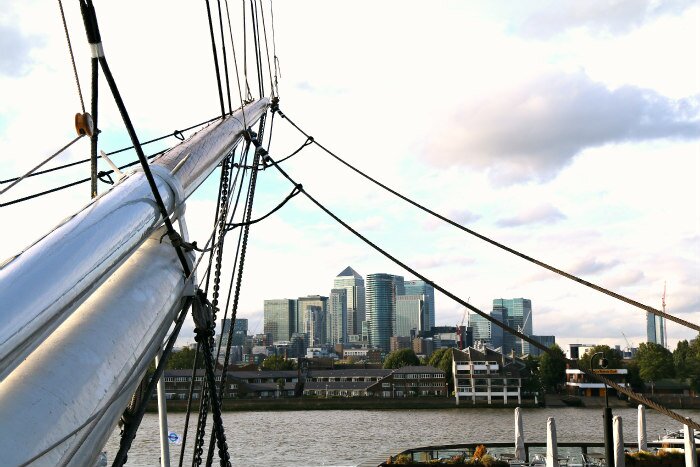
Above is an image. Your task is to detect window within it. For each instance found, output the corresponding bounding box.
[382,383,391,388]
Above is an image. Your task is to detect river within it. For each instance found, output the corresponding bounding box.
[103,407,699,466]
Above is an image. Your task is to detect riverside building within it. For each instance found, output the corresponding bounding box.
[451,347,527,405]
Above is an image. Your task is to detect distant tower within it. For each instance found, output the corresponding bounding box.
[333,267,366,336]
[403,280,436,330]
[646,283,667,348]
[366,273,402,353]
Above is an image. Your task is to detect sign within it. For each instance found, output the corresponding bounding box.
[592,369,620,374]
[168,431,182,445]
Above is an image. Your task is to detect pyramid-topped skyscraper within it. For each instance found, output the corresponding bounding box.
[333,267,365,336]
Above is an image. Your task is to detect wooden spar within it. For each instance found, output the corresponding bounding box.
[0,98,268,380]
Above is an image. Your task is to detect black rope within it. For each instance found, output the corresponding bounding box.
[216,0,233,114]
[204,0,226,118]
[256,0,275,98]
[79,0,191,277]
[0,115,221,185]
[264,153,700,432]
[274,109,700,334]
[112,297,193,467]
[178,341,202,467]
[262,133,310,168]
[225,184,299,229]
[0,150,164,208]
[57,0,85,113]
[249,0,265,98]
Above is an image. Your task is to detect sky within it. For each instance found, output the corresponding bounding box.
[1,1,698,352]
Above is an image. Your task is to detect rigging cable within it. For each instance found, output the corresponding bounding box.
[241,0,253,101]
[216,0,233,114]
[249,0,265,98]
[0,149,164,208]
[111,298,194,467]
[0,135,84,197]
[223,0,248,127]
[89,40,99,198]
[260,148,700,432]
[225,184,300,229]
[273,109,700,334]
[256,0,276,98]
[204,0,227,118]
[57,0,85,113]
[0,115,221,185]
[268,0,281,97]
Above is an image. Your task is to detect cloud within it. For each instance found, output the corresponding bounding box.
[412,254,475,270]
[570,258,620,275]
[426,72,699,184]
[0,23,41,77]
[514,0,696,39]
[496,204,566,227]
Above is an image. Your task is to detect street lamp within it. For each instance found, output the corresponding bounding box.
[590,351,613,467]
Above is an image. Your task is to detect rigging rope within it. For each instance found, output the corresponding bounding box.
[0,135,84,197]
[216,0,233,114]
[256,0,276,98]
[249,0,265,98]
[204,0,227,118]
[261,148,700,432]
[89,50,99,198]
[0,149,164,208]
[57,0,85,113]
[223,0,248,128]
[0,115,221,185]
[273,109,700,334]
[268,0,281,97]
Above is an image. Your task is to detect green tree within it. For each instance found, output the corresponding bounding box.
[167,346,203,370]
[539,344,566,393]
[624,361,644,392]
[578,345,623,372]
[673,339,691,378]
[260,355,296,371]
[673,333,700,392]
[383,348,420,369]
[635,342,674,393]
[428,348,454,392]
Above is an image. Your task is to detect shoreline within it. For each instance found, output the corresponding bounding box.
[144,394,700,412]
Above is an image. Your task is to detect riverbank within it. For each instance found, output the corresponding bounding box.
[145,397,538,412]
[146,394,699,412]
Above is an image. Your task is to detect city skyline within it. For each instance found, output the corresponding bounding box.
[1,2,697,353]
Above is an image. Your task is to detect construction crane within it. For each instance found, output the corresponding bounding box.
[456,297,470,350]
[621,331,633,352]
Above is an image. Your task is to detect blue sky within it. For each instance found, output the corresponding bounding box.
[1,0,698,349]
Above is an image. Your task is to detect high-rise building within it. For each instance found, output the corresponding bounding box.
[395,294,427,337]
[469,309,505,351]
[333,267,366,336]
[404,280,435,330]
[646,313,666,348]
[263,299,296,343]
[297,295,329,345]
[366,273,403,353]
[328,288,348,344]
[493,298,532,355]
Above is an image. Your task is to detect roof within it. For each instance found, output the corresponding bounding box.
[163,369,298,379]
[245,382,297,391]
[308,369,392,377]
[336,266,363,279]
[392,365,444,374]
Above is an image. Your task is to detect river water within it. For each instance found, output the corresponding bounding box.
[103,407,699,466]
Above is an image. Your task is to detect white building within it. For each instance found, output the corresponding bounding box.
[451,347,527,405]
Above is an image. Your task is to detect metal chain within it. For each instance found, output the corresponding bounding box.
[192,154,233,466]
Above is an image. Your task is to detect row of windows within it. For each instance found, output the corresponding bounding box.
[311,377,380,382]
[394,374,442,379]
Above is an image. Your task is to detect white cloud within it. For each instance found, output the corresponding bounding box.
[496,204,566,228]
[427,72,699,184]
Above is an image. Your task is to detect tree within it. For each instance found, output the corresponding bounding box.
[539,344,566,393]
[383,348,420,369]
[635,342,674,393]
[276,378,286,398]
[578,345,623,372]
[260,355,296,371]
[428,348,454,392]
[167,346,203,370]
[673,333,700,392]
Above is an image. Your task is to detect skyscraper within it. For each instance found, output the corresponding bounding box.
[646,312,666,348]
[263,299,295,343]
[404,280,435,330]
[328,288,348,344]
[366,273,403,353]
[493,298,533,355]
[468,309,504,350]
[297,295,329,345]
[333,267,365,336]
[395,294,426,337]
